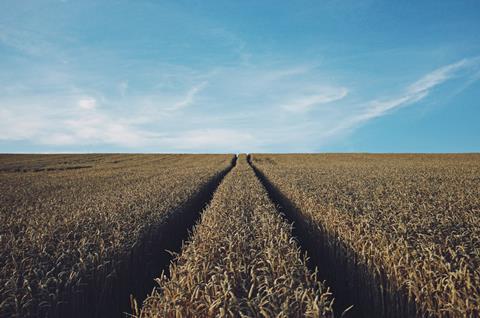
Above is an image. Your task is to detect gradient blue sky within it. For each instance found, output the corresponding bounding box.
[1,1,479,153]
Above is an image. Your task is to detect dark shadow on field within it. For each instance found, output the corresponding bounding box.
[247,154,417,318]
[54,155,237,318]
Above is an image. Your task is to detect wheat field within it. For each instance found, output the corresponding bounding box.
[0,154,478,317]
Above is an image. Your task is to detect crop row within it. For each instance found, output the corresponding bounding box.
[138,155,334,317]
[0,154,234,318]
[252,154,480,317]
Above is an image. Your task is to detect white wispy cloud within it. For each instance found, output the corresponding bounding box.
[407,59,469,94]
[282,87,348,112]
[163,129,258,152]
[362,58,478,119]
[0,99,145,148]
[318,57,480,141]
[170,81,207,110]
[59,114,147,147]
[77,97,97,110]
[0,107,45,140]
[1,54,478,152]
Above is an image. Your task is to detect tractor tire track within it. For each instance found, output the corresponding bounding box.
[61,156,237,318]
[247,154,362,318]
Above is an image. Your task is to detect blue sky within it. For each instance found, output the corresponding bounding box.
[1,0,479,153]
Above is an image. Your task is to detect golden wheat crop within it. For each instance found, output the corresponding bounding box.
[138,155,334,318]
[0,154,233,318]
[3,153,477,318]
[252,154,480,317]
